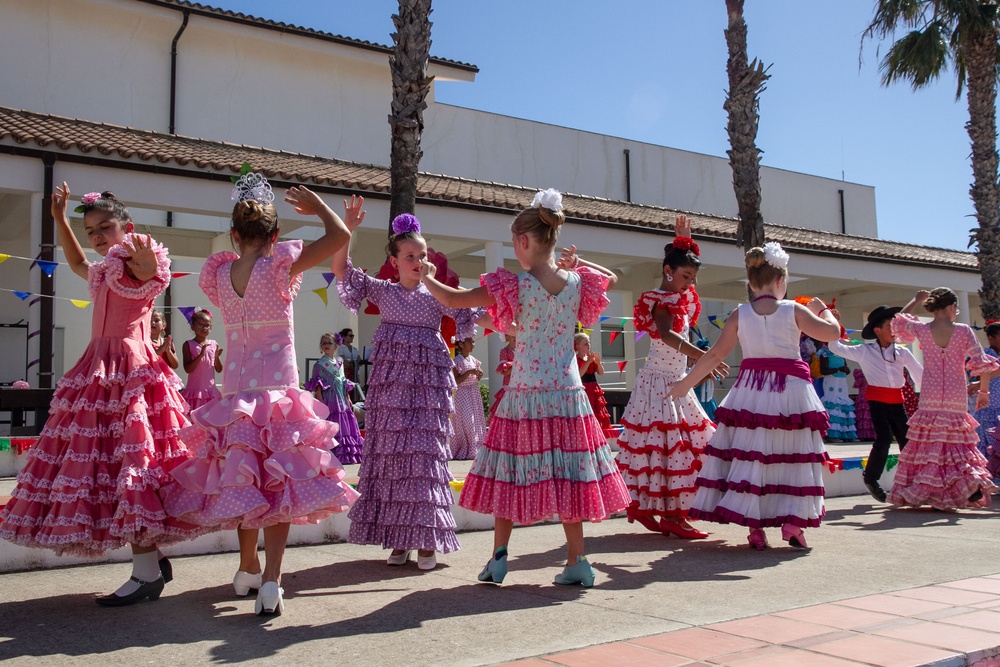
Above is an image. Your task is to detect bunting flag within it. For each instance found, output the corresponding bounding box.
[171,272,191,279]
[617,360,628,374]
[13,291,31,301]
[70,299,91,308]
[583,329,592,336]
[484,329,494,337]
[708,314,725,329]
[36,260,58,277]
[0,253,8,264]
[322,272,336,287]
[599,316,609,323]
[178,306,197,324]
[609,331,621,345]
[621,317,628,328]
[634,330,646,343]
[312,287,328,306]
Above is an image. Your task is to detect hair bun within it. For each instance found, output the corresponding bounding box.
[537,206,565,229]
[745,247,767,269]
[101,191,118,201]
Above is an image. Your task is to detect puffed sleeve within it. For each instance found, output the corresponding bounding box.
[272,240,305,302]
[336,259,391,314]
[451,305,487,341]
[303,362,330,393]
[633,289,690,339]
[481,268,520,334]
[890,313,920,345]
[198,251,240,308]
[89,234,172,302]
[964,325,1000,375]
[576,266,611,327]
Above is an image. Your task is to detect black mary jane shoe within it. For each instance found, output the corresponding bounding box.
[159,556,173,584]
[95,576,165,607]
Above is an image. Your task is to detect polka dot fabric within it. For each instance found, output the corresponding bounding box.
[888,315,999,509]
[336,260,484,553]
[162,242,359,529]
[458,268,630,524]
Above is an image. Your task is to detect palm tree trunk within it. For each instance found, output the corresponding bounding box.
[965,22,1000,320]
[388,0,434,230]
[723,0,769,249]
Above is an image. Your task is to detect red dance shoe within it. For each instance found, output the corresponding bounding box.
[626,505,662,533]
[660,519,709,539]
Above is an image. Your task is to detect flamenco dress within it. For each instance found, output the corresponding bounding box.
[336,260,482,553]
[163,241,358,529]
[689,301,830,530]
[450,353,486,460]
[491,346,515,418]
[180,339,222,412]
[578,356,615,437]
[305,355,364,464]
[458,268,629,524]
[887,315,998,509]
[852,369,876,440]
[616,288,715,523]
[0,236,207,555]
[817,348,857,440]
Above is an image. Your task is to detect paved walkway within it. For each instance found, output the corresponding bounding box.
[1,494,998,666]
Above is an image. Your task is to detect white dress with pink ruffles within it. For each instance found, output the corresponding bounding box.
[689,301,830,529]
[0,235,208,556]
[163,241,358,529]
[888,315,999,509]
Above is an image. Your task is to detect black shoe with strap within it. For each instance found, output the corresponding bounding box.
[95,576,165,607]
[864,478,887,503]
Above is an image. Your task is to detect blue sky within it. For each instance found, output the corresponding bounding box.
[209,1,981,252]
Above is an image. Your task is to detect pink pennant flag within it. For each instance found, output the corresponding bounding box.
[171,272,191,279]
[609,331,620,345]
[484,328,494,337]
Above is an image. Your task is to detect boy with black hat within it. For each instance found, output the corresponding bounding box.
[829,306,923,502]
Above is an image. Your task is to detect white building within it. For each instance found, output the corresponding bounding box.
[0,0,979,399]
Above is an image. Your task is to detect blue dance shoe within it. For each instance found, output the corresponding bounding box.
[477,546,508,584]
[553,555,595,588]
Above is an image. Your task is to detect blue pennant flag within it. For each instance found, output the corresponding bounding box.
[36,260,58,277]
[13,291,32,301]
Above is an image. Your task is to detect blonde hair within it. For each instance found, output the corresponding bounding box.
[573,332,590,347]
[745,247,788,290]
[511,205,565,250]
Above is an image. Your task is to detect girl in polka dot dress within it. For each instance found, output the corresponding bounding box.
[422,189,630,588]
[888,288,998,509]
[334,212,485,572]
[164,175,361,616]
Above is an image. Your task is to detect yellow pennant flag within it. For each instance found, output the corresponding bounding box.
[312,287,328,306]
[0,254,8,264]
[70,299,91,308]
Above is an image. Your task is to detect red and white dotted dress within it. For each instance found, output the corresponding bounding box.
[888,315,998,509]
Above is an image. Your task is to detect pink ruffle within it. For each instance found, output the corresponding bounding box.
[88,234,171,301]
[695,478,825,498]
[714,406,829,434]
[459,476,628,524]
[481,268,519,334]
[889,439,997,509]
[199,251,239,308]
[272,240,304,302]
[906,410,980,446]
[633,288,701,338]
[575,267,611,327]
[890,313,919,345]
[967,349,1000,376]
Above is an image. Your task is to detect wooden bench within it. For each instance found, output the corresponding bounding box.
[0,388,54,436]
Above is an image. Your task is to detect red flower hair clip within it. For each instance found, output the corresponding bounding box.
[672,237,700,256]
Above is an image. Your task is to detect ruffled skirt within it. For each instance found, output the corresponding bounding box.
[162,388,358,529]
[582,381,614,436]
[459,386,629,524]
[0,337,208,556]
[888,409,997,509]
[616,366,715,519]
[347,327,459,553]
[689,374,829,529]
[821,375,856,440]
[327,398,364,465]
[180,383,222,413]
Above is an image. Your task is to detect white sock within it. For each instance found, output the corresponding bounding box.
[113,551,160,597]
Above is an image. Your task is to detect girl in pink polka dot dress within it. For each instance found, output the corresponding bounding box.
[180,309,223,412]
[422,189,629,588]
[334,213,485,571]
[888,288,998,510]
[164,175,361,616]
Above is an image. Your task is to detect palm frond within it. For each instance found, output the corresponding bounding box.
[880,24,951,87]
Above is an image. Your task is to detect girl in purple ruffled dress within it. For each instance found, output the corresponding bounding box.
[333,212,484,571]
[670,243,841,551]
[305,332,364,464]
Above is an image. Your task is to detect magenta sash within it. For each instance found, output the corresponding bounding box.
[734,357,811,392]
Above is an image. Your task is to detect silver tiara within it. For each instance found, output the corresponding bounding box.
[231,172,275,205]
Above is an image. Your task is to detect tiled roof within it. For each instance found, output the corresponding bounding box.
[0,106,976,271]
[135,0,478,73]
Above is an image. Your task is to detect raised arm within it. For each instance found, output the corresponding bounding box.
[901,290,930,315]
[669,309,740,399]
[557,245,618,289]
[794,299,841,343]
[53,182,91,280]
[286,188,360,277]
[420,262,495,309]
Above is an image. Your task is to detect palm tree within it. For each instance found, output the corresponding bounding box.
[388,0,434,229]
[724,0,770,249]
[864,1,1000,319]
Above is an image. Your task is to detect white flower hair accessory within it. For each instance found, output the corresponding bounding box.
[530,188,563,212]
[231,171,275,206]
[763,242,789,270]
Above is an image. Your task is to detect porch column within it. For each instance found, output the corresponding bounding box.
[957,290,971,325]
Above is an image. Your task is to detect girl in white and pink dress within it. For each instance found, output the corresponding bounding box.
[671,243,841,551]
[888,288,998,509]
[451,336,486,460]
[164,175,361,616]
[422,189,629,588]
[0,185,206,606]
[180,309,223,412]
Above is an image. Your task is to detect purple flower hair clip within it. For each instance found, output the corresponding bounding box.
[391,213,421,236]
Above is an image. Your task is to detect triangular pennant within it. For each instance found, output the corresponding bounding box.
[583,329,591,336]
[599,316,609,323]
[312,287,328,306]
[620,318,628,328]
[322,272,336,287]
[708,315,724,330]
[70,299,91,308]
[0,254,8,264]
[36,260,58,277]
[483,329,494,337]
[13,291,31,301]
[617,360,628,374]
[609,331,621,345]
[171,272,191,279]
[178,306,197,324]
[634,330,646,343]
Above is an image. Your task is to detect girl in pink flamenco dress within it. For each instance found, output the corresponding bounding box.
[491,334,516,419]
[422,189,629,588]
[0,185,207,606]
[164,176,362,616]
[180,309,223,412]
[888,288,998,510]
